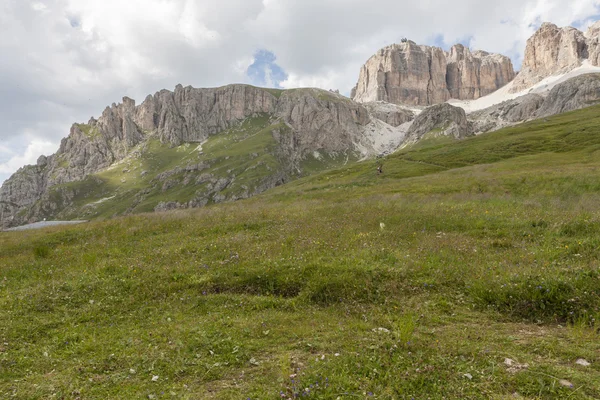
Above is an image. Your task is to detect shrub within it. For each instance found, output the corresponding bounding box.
[33,244,51,259]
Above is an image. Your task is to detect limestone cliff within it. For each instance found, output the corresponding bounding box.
[403,103,472,147]
[0,85,376,228]
[352,42,515,106]
[470,73,600,133]
[511,22,600,92]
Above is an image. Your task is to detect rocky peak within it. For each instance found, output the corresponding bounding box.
[510,22,596,92]
[352,41,514,106]
[403,103,472,146]
[0,84,378,228]
[585,21,600,38]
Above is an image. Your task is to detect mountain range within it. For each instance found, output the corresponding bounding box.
[2,21,600,229]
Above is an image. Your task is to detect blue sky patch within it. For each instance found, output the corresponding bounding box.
[572,14,600,29]
[67,15,81,28]
[246,50,288,88]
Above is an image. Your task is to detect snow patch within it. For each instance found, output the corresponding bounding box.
[450,60,600,113]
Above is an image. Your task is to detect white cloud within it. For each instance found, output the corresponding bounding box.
[31,2,47,12]
[0,138,58,180]
[1,0,600,185]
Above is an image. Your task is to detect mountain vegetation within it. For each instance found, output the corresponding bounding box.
[2,104,600,399]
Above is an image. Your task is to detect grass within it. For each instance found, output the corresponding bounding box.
[49,114,288,219]
[75,124,100,139]
[2,105,600,398]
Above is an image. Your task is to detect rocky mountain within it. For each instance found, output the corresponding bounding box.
[351,42,515,106]
[403,104,472,147]
[6,22,600,229]
[469,73,600,133]
[0,85,419,228]
[511,22,600,92]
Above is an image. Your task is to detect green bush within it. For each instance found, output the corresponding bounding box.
[33,244,51,259]
[470,271,600,323]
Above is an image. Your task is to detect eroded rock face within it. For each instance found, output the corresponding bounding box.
[469,94,545,134]
[404,103,472,146]
[352,42,515,106]
[362,102,414,127]
[470,73,600,133]
[536,73,600,117]
[0,164,46,226]
[139,84,279,145]
[0,85,376,228]
[511,22,600,92]
[447,45,516,99]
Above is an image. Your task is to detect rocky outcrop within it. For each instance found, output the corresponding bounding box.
[469,94,545,134]
[139,84,279,145]
[447,45,516,99]
[0,85,378,228]
[511,22,600,92]
[275,89,370,159]
[403,103,472,146]
[362,102,414,127]
[352,41,515,106]
[0,164,46,226]
[536,73,600,117]
[470,73,600,133]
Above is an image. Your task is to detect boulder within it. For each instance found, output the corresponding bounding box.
[404,103,472,145]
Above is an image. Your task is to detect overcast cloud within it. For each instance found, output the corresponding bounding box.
[1,0,599,184]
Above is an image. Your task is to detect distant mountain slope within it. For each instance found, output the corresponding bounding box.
[351,42,515,106]
[277,103,600,197]
[7,21,600,229]
[511,21,600,92]
[0,85,417,228]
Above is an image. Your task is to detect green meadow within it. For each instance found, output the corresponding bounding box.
[2,105,600,399]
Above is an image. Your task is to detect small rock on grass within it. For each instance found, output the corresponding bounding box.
[575,358,591,367]
[503,358,529,373]
[372,327,391,333]
[559,379,574,388]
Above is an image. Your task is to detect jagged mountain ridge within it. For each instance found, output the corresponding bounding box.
[0,85,423,228]
[351,42,515,106]
[511,21,600,92]
[470,73,600,133]
[5,21,600,229]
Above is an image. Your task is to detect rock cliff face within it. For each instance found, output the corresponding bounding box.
[138,84,279,145]
[536,73,600,117]
[0,85,376,228]
[352,42,515,106]
[511,22,600,92]
[403,103,472,146]
[470,73,600,133]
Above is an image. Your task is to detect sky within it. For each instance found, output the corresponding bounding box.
[1,0,600,184]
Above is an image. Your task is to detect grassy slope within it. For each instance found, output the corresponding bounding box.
[51,115,284,219]
[2,106,600,398]
[51,112,359,220]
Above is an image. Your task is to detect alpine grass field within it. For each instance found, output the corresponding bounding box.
[3,105,600,399]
